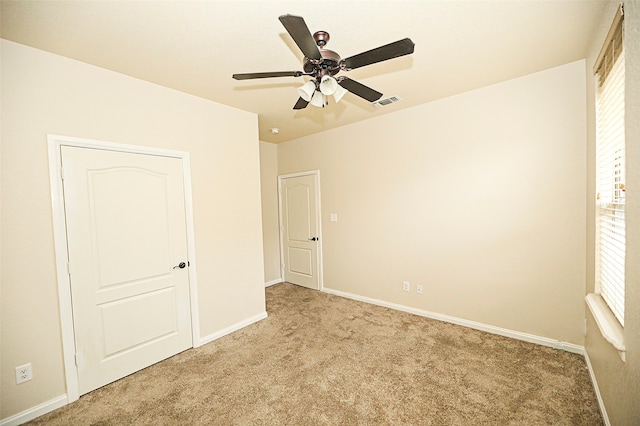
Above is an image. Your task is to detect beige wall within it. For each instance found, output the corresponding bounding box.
[278,60,587,345]
[584,1,640,424]
[0,40,266,419]
[259,141,282,284]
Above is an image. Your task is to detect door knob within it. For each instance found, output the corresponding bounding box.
[173,262,187,269]
[308,237,318,241]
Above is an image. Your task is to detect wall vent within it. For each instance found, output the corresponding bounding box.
[372,96,402,107]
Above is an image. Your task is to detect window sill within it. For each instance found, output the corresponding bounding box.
[585,293,626,362]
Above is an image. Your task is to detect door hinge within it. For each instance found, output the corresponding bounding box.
[66,262,71,275]
[74,354,78,366]
[60,166,65,180]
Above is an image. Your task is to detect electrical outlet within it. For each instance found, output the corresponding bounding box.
[403,281,410,292]
[15,363,32,384]
[416,284,423,295]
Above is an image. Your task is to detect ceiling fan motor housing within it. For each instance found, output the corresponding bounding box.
[303,48,341,77]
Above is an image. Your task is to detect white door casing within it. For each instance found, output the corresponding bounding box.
[279,171,322,290]
[48,135,200,402]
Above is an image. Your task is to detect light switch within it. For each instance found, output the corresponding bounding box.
[330,213,338,222]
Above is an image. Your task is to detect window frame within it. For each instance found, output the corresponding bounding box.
[586,2,626,361]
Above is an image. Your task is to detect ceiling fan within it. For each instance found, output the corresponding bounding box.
[232,14,415,110]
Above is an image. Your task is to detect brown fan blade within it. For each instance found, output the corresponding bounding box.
[340,38,415,70]
[293,97,309,110]
[279,14,322,61]
[338,78,383,102]
[233,71,303,80]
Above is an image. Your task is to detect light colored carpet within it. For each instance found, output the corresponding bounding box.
[29,283,603,425]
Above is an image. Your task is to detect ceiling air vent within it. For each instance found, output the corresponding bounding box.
[372,96,402,107]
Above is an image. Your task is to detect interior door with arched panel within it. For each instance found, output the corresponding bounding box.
[280,173,320,290]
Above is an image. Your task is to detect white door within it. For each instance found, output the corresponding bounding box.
[61,146,193,395]
[280,174,320,290]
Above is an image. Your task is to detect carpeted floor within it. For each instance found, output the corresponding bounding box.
[29,283,603,425]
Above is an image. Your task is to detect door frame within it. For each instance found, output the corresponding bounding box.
[47,134,201,403]
[277,170,324,291]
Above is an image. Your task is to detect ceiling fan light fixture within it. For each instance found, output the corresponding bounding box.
[310,91,326,108]
[333,84,348,103]
[319,75,339,96]
[298,80,316,102]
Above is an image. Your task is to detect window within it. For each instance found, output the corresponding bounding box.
[594,3,625,326]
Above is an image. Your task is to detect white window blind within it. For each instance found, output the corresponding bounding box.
[595,4,625,326]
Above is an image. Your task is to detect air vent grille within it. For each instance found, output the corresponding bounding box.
[372,96,402,107]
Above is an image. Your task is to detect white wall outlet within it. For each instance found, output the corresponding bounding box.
[403,281,410,292]
[15,363,32,384]
[416,284,423,295]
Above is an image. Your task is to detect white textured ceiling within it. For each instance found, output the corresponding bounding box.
[1,0,607,143]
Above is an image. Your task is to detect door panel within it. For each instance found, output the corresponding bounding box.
[61,146,192,395]
[101,287,178,356]
[281,174,319,289]
[90,168,172,286]
[286,184,311,241]
[288,247,313,276]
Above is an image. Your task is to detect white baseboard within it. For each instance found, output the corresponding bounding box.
[583,350,610,426]
[323,287,585,355]
[265,278,283,287]
[198,311,268,346]
[0,394,68,426]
